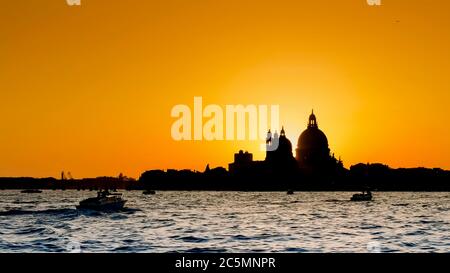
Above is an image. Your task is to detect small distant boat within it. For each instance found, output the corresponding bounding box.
[143,189,156,195]
[351,191,373,202]
[21,189,42,194]
[287,189,294,195]
[76,190,126,211]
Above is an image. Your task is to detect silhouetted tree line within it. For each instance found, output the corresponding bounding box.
[139,163,450,191]
[347,163,450,191]
[0,176,141,190]
[1,164,448,191]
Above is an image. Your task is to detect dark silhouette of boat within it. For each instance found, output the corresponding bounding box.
[76,190,126,210]
[351,191,373,201]
[21,189,42,193]
[143,189,156,195]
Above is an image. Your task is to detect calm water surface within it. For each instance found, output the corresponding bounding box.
[0,191,449,253]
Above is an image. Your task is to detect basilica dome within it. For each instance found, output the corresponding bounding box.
[296,111,330,164]
[297,124,328,151]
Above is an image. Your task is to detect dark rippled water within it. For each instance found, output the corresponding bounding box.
[0,191,449,253]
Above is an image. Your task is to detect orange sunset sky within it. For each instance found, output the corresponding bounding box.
[0,0,449,178]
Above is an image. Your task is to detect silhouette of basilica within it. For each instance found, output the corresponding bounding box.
[138,110,450,190]
[229,110,344,182]
[139,110,450,190]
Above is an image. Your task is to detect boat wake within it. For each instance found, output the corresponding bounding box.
[0,207,142,217]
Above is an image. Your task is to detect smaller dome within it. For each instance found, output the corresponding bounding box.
[279,134,293,153]
[265,126,294,163]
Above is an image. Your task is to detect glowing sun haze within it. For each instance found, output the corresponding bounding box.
[0,0,449,178]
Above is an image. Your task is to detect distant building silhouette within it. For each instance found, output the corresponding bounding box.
[228,150,254,175]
